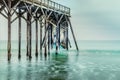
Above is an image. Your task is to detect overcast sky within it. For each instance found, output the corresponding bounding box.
[54,0,120,40]
[0,0,120,40]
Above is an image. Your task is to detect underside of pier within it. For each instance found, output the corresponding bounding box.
[0,0,79,61]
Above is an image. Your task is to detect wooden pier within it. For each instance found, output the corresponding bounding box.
[0,0,79,61]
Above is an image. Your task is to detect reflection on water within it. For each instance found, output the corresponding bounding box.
[1,50,120,80]
[0,51,69,80]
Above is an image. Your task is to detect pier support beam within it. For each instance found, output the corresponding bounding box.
[7,0,12,61]
[58,24,60,49]
[27,12,32,59]
[18,9,21,59]
[48,24,51,54]
[35,14,38,57]
[56,29,58,54]
[66,22,68,50]
[55,15,63,54]
[40,18,42,53]
[51,25,53,49]
[44,20,47,57]
[67,17,79,51]
[26,13,29,57]
[29,14,32,59]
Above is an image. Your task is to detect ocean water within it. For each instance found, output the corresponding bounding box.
[0,40,120,80]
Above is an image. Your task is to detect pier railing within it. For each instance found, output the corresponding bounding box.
[21,0,70,16]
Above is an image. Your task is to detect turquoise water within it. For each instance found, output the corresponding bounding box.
[0,40,120,80]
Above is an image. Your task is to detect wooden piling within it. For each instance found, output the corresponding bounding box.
[26,13,29,57]
[56,27,58,55]
[29,13,32,59]
[27,12,32,59]
[48,25,50,54]
[35,14,38,57]
[7,0,11,61]
[66,22,68,50]
[18,9,21,59]
[50,25,53,49]
[40,17,42,52]
[44,20,47,56]
[55,26,58,54]
[56,45,58,55]
[68,18,79,51]
[58,24,60,49]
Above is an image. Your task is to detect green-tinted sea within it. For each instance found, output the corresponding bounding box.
[0,40,120,80]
